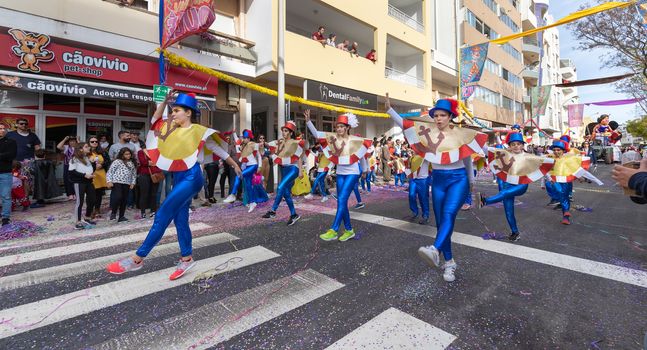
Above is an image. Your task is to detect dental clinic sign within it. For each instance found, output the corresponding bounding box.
[0,29,218,95]
[304,80,378,111]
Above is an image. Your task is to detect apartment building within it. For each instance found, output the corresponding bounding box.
[247,0,433,141]
[460,0,525,129]
[0,0,256,150]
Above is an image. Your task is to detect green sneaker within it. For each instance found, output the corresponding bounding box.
[339,229,355,242]
[319,229,339,241]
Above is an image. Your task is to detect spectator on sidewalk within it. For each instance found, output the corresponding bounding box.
[99,134,110,150]
[88,136,109,218]
[326,33,337,47]
[381,139,392,182]
[337,40,350,51]
[57,135,79,200]
[129,131,145,153]
[137,145,161,218]
[0,123,17,226]
[366,49,377,63]
[108,131,136,162]
[106,147,137,222]
[311,26,326,44]
[11,161,30,212]
[7,118,40,161]
[68,142,97,230]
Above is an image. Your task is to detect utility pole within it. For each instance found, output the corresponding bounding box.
[277,0,286,140]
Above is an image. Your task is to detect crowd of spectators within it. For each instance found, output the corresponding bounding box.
[311,26,377,63]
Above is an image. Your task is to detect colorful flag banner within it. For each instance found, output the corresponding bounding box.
[490,1,635,45]
[568,104,584,127]
[460,43,489,87]
[530,86,552,117]
[461,85,477,100]
[535,2,548,85]
[555,73,635,87]
[583,97,644,106]
[161,0,217,49]
[636,0,647,28]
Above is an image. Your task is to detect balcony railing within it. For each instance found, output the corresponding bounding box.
[388,4,424,33]
[385,66,425,88]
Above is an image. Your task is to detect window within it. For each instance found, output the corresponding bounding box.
[502,96,514,110]
[499,13,520,33]
[482,0,497,14]
[84,98,116,116]
[474,86,500,106]
[509,0,518,9]
[484,59,500,76]
[119,101,149,118]
[501,43,522,61]
[501,68,521,86]
[0,89,38,110]
[466,10,498,39]
[43,94,80,113]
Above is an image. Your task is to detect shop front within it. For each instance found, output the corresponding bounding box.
[0,28,218,151]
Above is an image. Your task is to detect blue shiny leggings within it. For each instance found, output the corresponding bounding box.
[545,181,572,214]
[136,163,203,258]
[361,171,373,191]
[353,183,362,203]
[409,177,430,218]
[395,173,406,186]
[311,171,328,196]
[272,165,298,215]
[331,174,360,231]
[484,182,528,234]
[431,169,469,261]
[230,164,259,202]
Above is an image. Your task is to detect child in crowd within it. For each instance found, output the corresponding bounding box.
[106,147,137,222]
[68,142,97,229]
[11,161,30,211]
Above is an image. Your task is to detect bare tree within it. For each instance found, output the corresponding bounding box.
[569,1,647,113]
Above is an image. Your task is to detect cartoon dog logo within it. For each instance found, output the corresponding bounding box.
[8,29,55,73]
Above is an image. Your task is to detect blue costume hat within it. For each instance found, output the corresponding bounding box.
[506,132,525,145]
[511,124,521,130]
[172,93,201,118]
[429,99,460,118]
[550,140,566,150]
[241,129,254,139]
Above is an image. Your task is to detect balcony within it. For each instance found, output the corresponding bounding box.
[522,37,540,61]
[559,59,576,80]
[385,34,425,88]
[385,67,426,88]
[522,67,539,83]
[521,3,538,30]
[388,0,425,33]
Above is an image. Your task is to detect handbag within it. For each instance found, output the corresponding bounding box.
[143,149,165,183]
[149,169,164,183]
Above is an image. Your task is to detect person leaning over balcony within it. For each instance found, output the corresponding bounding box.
[349,42,359,56]
[365,49,377,63]
[311,26,326,44]
[336,40,349,51]
[326,33,337,47]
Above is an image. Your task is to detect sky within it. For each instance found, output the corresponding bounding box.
[549,1,642,124]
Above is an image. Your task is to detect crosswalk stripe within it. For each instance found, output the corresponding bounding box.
[0,219,161,253]
[94,269,344,350]
[0,223,211,268]
[326,307,456,349]
[0,245,279,340]
[299,204,647,289]
[0,232,238,292]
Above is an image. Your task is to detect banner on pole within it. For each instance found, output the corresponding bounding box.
[162,0,217,49]
[567,104,584,127]
[460,43,489,88]
[530,86,552,117]
[461,85,477,100]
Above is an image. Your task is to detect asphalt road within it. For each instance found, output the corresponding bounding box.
[0,164,645,349]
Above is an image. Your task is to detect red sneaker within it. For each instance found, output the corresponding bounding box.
[169,258,197,281]
[561,216,571,225]
[106,257,143,275]
[563,211,571,217]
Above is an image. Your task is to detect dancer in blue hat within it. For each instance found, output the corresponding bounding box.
[386,93,487,282]
[476,132,531,241]
[107,91,242,280]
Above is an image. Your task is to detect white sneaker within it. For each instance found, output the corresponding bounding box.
[321,196,328,203]
[442,261,457,282]
[223,194,236,203]
[417,246,440,267]
[304,193,313,200]
[248,202,257,213]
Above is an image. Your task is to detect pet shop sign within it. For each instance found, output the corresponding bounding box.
[1,29,217,95]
